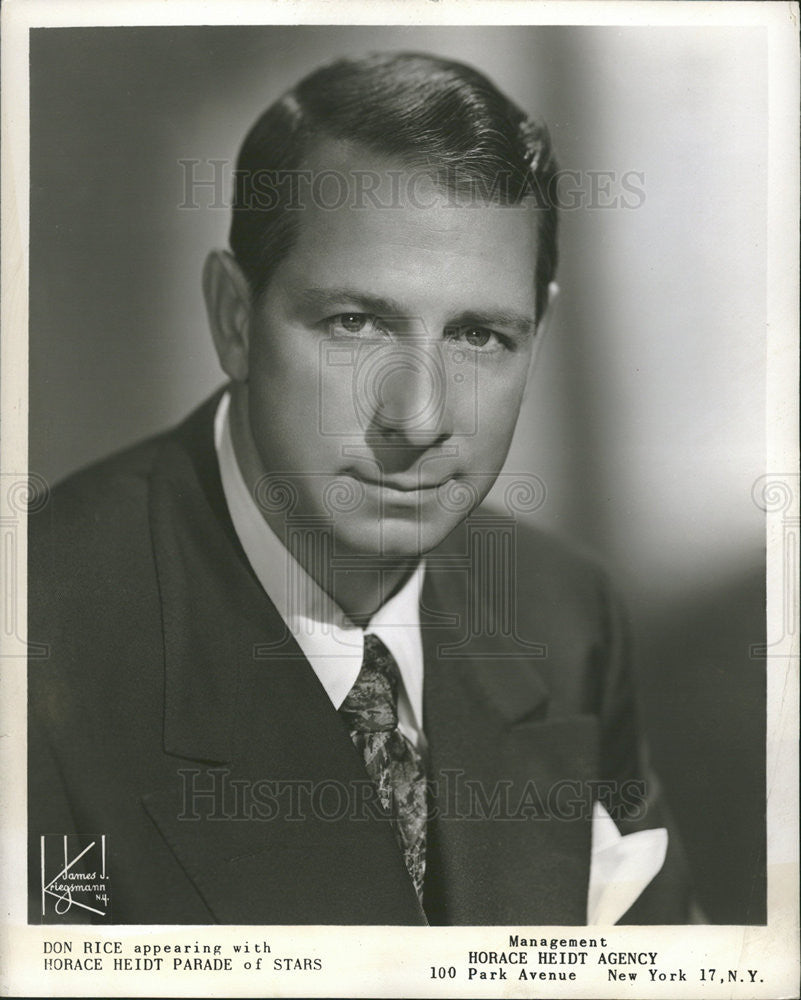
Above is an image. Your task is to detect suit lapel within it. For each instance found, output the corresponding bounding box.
[421,521,597,925]
[143,401,425,924]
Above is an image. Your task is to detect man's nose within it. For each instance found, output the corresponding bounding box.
[363,341,453,449]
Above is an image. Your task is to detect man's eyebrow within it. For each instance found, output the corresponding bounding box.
[296,286,535,337]
[296,286,409,318]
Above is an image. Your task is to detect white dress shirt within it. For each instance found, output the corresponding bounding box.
[213,390,665,923]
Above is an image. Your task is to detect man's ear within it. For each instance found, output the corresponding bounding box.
[526,281,559,376]
[202,249,253,382]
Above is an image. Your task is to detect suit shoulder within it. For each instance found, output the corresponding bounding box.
[50,432,163,505]
[26,430,176,617]
[435,513,617,633]
[515,520,609,586]
[450,512,612,598]
[513,522,619,633]
[29,429,173,546]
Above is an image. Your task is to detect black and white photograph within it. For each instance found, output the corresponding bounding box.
[1,1,798,997]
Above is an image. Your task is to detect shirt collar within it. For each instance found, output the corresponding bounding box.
[213,391,425,739]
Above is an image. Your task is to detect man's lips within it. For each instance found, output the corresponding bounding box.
[348,471,453,493]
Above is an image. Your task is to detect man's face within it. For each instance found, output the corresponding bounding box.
[238,146,541,559]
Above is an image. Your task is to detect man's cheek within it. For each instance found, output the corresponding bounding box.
[468,398,516,459]
[321,378,365,441]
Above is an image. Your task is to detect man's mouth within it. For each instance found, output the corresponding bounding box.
[348,471,453,494]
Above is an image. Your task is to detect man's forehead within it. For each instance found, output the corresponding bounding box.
[276,201,539,322]
[278,141,539,297]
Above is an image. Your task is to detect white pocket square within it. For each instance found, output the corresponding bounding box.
[587,801,668,924]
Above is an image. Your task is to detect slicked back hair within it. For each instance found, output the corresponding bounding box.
[230,52,558,323]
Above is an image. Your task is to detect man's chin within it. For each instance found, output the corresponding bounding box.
[331,512,461,562]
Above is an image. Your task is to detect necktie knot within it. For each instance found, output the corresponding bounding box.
[339,633,399,733]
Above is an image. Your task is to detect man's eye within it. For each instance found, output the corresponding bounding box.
[328,313,387,337]
[446,325,500,350]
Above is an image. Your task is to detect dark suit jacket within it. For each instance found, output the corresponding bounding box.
[28,392,690,924]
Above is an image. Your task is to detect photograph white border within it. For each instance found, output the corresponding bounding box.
[2,2,798,997]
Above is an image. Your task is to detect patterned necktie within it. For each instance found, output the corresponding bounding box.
[339,633,427,902]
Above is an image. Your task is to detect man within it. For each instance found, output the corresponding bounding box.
[28,52,690,924]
